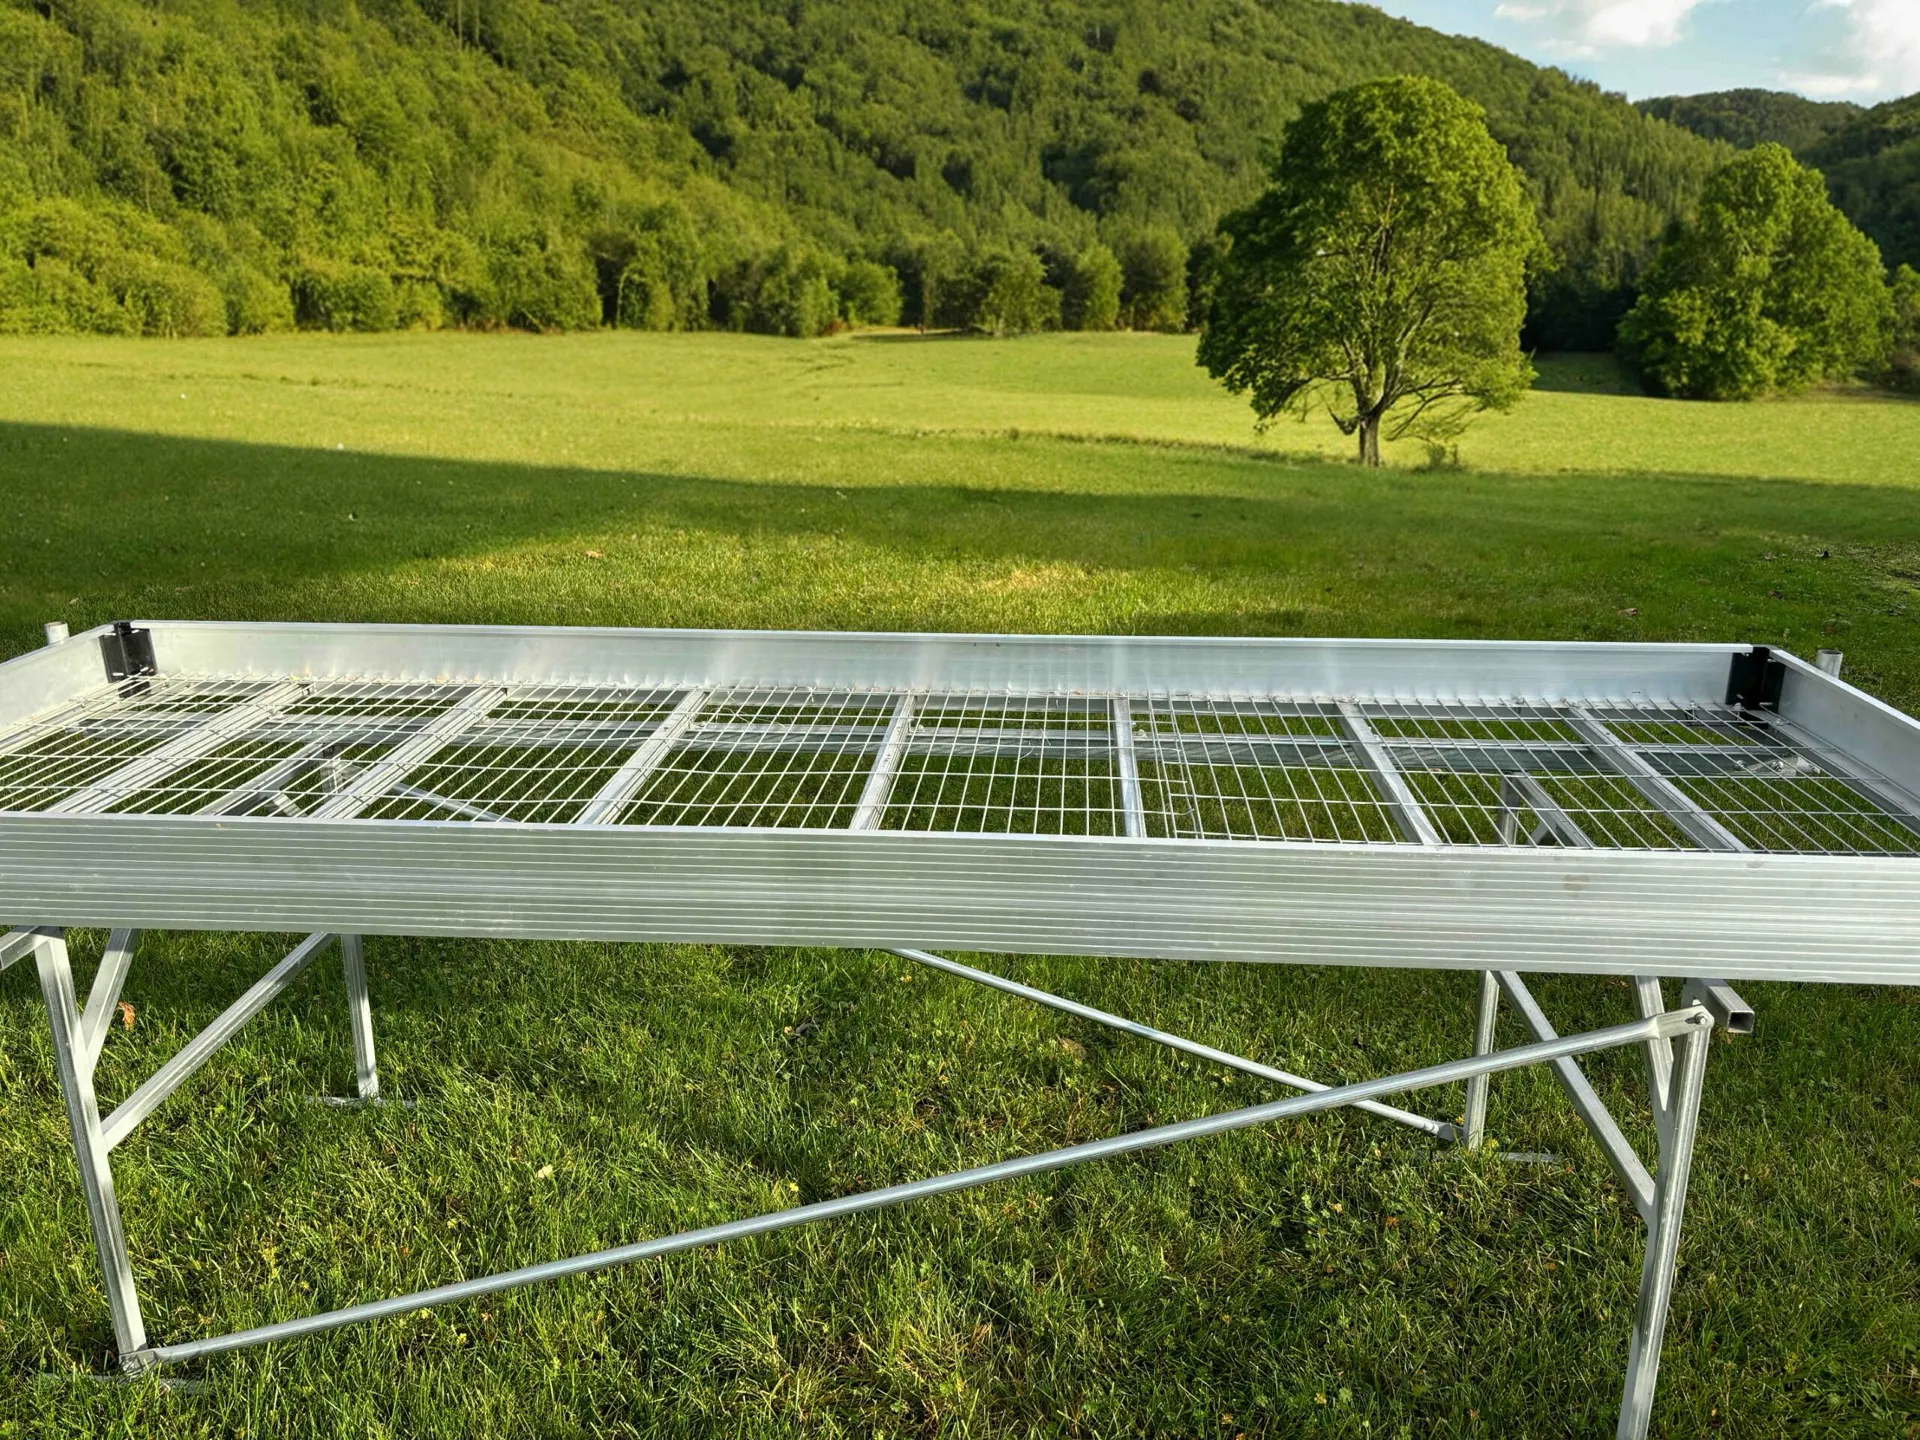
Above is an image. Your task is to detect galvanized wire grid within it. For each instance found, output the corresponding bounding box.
[2,674,1916,855]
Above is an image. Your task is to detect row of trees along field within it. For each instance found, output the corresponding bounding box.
[1198,81,1920,465]
[0,0,1734,345]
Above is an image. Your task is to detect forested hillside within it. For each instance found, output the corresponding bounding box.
[0,0,1729,345]
[1637,90,1861,153]
[1802,96,1920,277]
[1639,87,1919,274]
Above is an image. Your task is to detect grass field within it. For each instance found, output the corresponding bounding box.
[0,331,1916,1437]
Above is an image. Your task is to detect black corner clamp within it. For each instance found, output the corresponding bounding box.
[100,621,157,690]
[1725,645,1785,712]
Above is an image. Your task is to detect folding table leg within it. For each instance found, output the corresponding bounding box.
[34,931,148,1362]
[1615,1021,1710,1440]
[1632,976,1676,1151]
[1463,970,1500,1148]
[340,934,380,1102]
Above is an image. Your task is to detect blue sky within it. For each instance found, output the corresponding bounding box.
[1354,1,1920,103]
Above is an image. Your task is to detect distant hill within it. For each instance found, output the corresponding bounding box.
[1639,87,1918,272]
[1637,89,1862,153]
[1802,95,1920,275]
[0,0,1731,344]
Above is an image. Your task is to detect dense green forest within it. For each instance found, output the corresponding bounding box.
[1802,96,1920,282]
[1641,87,1920,276]
[0,0,1735,345]
[1636,89,1861,153]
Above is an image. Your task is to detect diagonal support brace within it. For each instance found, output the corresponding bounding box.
[1495,971,1657,1226]
[124,1002,1713,1373]
[78,930,140,1074]
[100,932,335,1151]
[892,947,1458,1140]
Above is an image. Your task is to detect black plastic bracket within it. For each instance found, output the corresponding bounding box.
[1725,645,1785,712]
[100,622,156,687]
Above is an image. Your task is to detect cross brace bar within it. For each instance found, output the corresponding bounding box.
[892,947,1458,1140]
[124,1003,1713,1373]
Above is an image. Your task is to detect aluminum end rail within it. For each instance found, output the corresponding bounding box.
[122,1002,1712,1373]
[100,932,335,1152]
[893,947,1458,1140]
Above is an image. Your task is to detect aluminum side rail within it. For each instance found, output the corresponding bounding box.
[3,821,1917,984]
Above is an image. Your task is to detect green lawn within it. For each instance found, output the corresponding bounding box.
[0,332,1916,1437]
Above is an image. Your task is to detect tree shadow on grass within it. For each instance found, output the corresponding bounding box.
[3,419,1918,662]
[1528,353,1640,395]
[846,328,994,343]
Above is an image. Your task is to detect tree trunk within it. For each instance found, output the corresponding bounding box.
[1357,413,1382,467]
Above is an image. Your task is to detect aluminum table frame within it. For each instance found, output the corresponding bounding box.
[4,620,1916,1438]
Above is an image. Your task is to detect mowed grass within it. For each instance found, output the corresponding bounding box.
[0,331,1916,1438]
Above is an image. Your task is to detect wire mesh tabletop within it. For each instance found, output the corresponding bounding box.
[6,623,1920,982]
[3,669,1916,855]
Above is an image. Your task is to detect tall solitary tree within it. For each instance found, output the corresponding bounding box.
[1619,144,1892,400]
[1198,76,1542,466]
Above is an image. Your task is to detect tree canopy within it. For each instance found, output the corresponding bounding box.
[1802,95,1920,280]
[1197,77,1541,467]
[1639,88,1920,278]
[1619,143,1892,400]
[1889,263,1920,393]
[0,0,1729,340]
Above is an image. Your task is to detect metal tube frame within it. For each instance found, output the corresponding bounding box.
[339,934,379,1102]
[5,926,1740,1439]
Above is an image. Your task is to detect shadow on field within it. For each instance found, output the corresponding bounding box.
[1527,354,1640,396]
[4,420,1920,677]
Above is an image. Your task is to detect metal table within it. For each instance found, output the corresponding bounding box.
[4,621,1915,1436]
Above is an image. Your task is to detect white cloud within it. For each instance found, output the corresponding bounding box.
[1788,0,1920,99]
[1491,0,1711,57]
